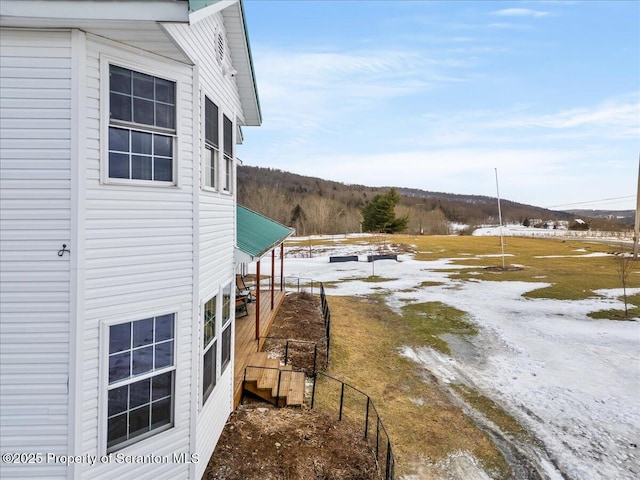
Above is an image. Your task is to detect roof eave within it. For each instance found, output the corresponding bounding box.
[222,0,261,126]
[0,0,190,23]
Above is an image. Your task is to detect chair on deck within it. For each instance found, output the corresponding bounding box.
[235,294,249,318]
[236,275,253,303]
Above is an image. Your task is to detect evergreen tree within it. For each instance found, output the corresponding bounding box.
[361,188,408,233]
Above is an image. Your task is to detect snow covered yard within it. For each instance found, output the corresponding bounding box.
[280,235,640,479]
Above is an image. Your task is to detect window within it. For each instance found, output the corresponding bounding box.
[108,65,176,182]
[204,97,219,189]
[107,315,175,451]
[221,284,232,372]
[202,296,217,404]
[222,115,233,192]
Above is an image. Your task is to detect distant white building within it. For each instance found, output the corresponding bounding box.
[0,1,262,478]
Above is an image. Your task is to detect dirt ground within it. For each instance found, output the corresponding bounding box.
[203,293,380,480]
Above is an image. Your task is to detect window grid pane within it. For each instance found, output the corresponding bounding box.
[224,156,232,192]
[108,127,173,182]
[110,65,175,131]
[108,316,175,383]
[223,115,232,157]
[205,97,219,147]
[107,315,175,451]
[221,324,231,372]
[108,65,175,182]
[222,284,231,324]
[205,147,218,189]
[202,341,217,403]
[203,296,216,348]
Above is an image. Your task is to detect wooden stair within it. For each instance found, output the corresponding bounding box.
[243,352,306,407]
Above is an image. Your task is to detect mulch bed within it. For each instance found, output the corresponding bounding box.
[203,292,380,480]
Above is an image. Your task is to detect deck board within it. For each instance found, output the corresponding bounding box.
[234,289,286,407]
[287,372,305,406]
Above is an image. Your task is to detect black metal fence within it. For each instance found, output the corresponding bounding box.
[249,277,395,480]
[259,337,324,375]
[255,275,322,295]
[311,372,395,480]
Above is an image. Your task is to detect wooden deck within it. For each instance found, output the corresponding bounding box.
[234,288,286,407]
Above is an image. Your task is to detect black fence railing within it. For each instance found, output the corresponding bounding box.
[258,336,324,375]
[246,277,394,480]
[256,275,322,295]
[311,372,395,480]
[320,283,331,367]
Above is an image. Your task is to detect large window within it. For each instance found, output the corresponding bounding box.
[108,65,176,182]
[222,115,233,192]
[202,296,217,404]
[204,97,219,189]
[221,284,232,372]
[107,315,175,451]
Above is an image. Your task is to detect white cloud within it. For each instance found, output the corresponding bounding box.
[486,93,640,139]
[492,8,550,18]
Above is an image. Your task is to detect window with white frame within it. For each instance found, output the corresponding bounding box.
[222,115,233,192]
[107,315,175,451]
[204,97,219,189]
[221,284,232,372]
[108,65,176,182]
[202,296,217,404]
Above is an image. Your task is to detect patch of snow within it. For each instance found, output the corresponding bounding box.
[269,236,640,479]
[534,252,611,259]
[401,452,493,480]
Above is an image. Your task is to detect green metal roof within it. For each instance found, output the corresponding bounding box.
[236,205,293,261]
[189,0,220,13]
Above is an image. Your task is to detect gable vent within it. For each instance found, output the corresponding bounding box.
[217,32,224,64]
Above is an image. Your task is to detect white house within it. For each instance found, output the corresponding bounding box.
[0,1,263,478]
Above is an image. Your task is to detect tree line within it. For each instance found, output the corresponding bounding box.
[237,166,630,236]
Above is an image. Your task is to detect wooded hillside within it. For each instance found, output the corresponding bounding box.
[237,166,627,235]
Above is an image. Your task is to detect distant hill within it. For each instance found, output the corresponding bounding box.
[237,166,631,235]
[567,209,635,226]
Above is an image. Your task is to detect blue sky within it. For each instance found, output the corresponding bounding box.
[238,0,639,211]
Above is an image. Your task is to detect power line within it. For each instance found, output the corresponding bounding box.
[546,195,635,209]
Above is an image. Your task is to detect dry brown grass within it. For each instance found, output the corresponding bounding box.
[322,295,510,479]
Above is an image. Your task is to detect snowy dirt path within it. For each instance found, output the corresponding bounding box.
[280,240,640,480]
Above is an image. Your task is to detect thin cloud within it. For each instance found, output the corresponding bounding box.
[488,22,534,30]
[492,8,550,18]
[488,94,640,139]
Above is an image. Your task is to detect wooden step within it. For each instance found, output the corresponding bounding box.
[245,352,268,382]
[287,371,305,406]
[272,365,293,398]
[257,358,281,390]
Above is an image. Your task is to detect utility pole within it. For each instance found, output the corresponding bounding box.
[495,168,506,269]
[634,153,639,260]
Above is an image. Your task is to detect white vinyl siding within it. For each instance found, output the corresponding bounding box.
[0,29,72,480]
[79,35,195,479]
[163,16,239,479]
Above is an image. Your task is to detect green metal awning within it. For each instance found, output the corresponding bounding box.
[189,0,222,13]
[235,205,294,263]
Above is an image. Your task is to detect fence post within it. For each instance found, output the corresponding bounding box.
[311,373,317,409]
[364,397,370,440]
[313,344,317,374]
[284,341,289,366]
[375,416,380,461]
[339,383,345,421]
[385,441,392,480]
[276,370,282,407]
